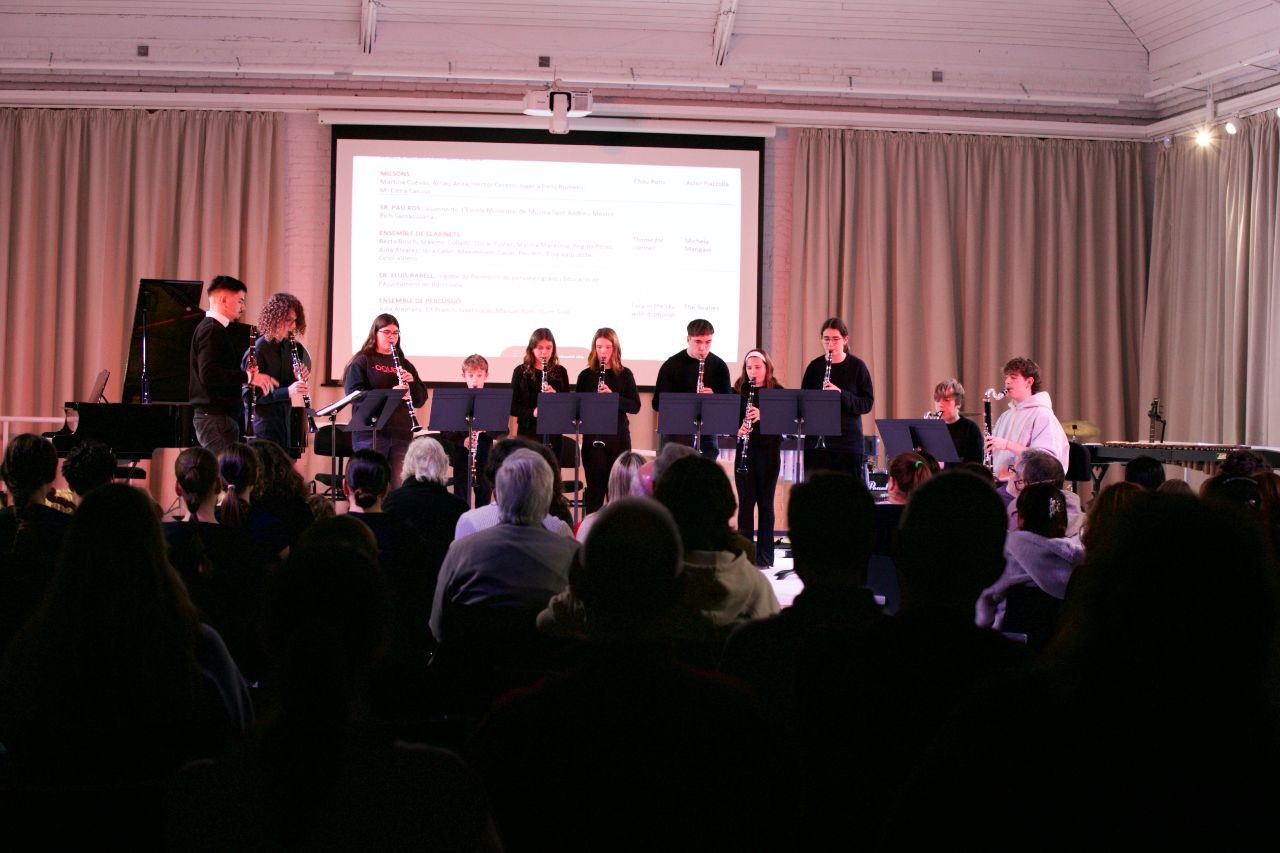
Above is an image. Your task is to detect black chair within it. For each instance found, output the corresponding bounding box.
[1065,441,1092,492]
[311,424,353,501]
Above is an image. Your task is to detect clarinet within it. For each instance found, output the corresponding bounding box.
[244,325,258,438]
[540,357,549,392]
[823,350,833,385]
[982,388,1008,471]
[389,343,425,435]
[468,424,480,499]
[593,357,609,448]
[288,330,317,434]
[696,357,706,393]
[736,377,757,474]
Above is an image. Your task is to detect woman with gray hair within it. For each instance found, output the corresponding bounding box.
[383,435,468,599]
[574,451,646,542]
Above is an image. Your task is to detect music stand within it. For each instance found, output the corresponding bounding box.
[876,418,960,465]
[538,393,618,524]
[430,388,514,509]
[757,389,841,483]
[658,393,741,459]
[314,390,364,507]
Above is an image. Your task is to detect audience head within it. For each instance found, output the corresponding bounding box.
[1012,448,1065,497]
[400,435,450,485]
[1060,494,1275,696]
[1220,449,1273,478]
[174,446,219,516]
[1081,481,1148,555]
[605,451,647,505]
[572,498,683,639]
[1016,482,1069,538]
[1157,478,1195,497]
[887,451,932,504]
[2,433,58,508]
[649,443,698,495]
[265,516,387,712]
[894,470,1007,607]
[249,438,308,503]
[1123,455,1166,491]
[344,448,392,511]
[787,471,875,586]
[483,436,546,488]
[653,455,736,552]
[217,443,259,527]
[496,448,554,526]
[61,441,117,500]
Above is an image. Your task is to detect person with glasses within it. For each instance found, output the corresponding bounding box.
[801,317,874,478]
[932,378,984,465]
[342,314,428,488]
[1006,449,1084,538]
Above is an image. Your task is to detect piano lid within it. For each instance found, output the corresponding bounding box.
[121,279,205,405]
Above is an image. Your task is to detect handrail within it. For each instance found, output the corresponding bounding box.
[0,415,65,451]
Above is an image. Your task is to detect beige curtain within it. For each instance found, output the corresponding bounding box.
[0,108,285,430]
[1141,113,1280,446]
[787,128,1147,446]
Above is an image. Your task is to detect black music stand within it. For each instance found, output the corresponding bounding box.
[538,393,618,524]
[658,393,741,460]
[757,389,841,483]
[430,388,514,509]
[314,390,363,507]
[876,418,961,466]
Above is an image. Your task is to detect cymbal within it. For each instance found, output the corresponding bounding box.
[1059,419,1101,440]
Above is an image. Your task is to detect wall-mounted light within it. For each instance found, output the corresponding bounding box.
[1224,118,1239,135]
[1195,128,1213,147]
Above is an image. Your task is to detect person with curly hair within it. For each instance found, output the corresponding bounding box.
[241,292,311,455]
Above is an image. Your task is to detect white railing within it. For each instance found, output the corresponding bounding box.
[0,415,65,450]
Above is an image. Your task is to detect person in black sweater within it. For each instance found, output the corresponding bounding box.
[575,327,641,515]
[510,328,571,465]
[442,354,498,508]
[733,349,783,567]
[190,275,278,455]
[240,293,311,456]
[800,316,874,478]
[932,378,984,465]
[652,318,732,459]
[342,313,428,489]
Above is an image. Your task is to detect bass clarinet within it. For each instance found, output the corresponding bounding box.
[736,377,757,474]
[982,387,1008,471]
[389,341,425,435]
[244,325,259,438]
[288,330,317,434]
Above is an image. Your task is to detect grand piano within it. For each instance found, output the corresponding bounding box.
[46,279,307,460]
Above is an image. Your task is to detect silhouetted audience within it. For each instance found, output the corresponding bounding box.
[166,516,499,851]
[217,443,291,565]
[1156,477,1195,497]
[0,433,71,653]
[1122,453,1166,490]
[653,455,779,651]
[454,437,572,538]
[471,498,786,852]
[61,440,118,502]
[247,438,316,545]
[891,494,1280,849]
[1219,447,1273,477]
[383,435,467,570]
[1079,480,1147,554]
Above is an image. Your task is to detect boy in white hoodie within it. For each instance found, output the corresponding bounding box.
[984,356,1070,483]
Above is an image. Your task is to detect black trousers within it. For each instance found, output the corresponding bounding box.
[448,444,492,508]
[735,447,781,567]
[582,438,629,516]
[804,447,865,481]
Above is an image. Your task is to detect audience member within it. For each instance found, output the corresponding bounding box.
[653,455,779,649]
[166,516,500,852]
[977,482,1082,646]
[1219,447,1273,477]
[1122,454,1166,490]
[1079,481,1147,555]
[0,484,252,785]
[892,494,1279,849]
[0,434,71,653]
[431,449,580,644]
[247,438,316,545]
[574,450,645,542]
[1005,448,1084,537]
[454,437,572,539]
[60,440,118,502]
[471,498,786,852]
[1156,477,1194,497]
[383,434,467,575]
[217,443,291,565]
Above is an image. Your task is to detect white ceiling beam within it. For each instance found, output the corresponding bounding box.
[1145,49,1280,99]
[713,0,739,67]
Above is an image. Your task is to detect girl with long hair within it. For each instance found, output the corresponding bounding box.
[733,349,783,567]
[574,327,641,515]
[343,313,428,487]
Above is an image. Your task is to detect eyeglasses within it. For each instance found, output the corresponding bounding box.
[1013,477,1056,490]
[821,336,844,343]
